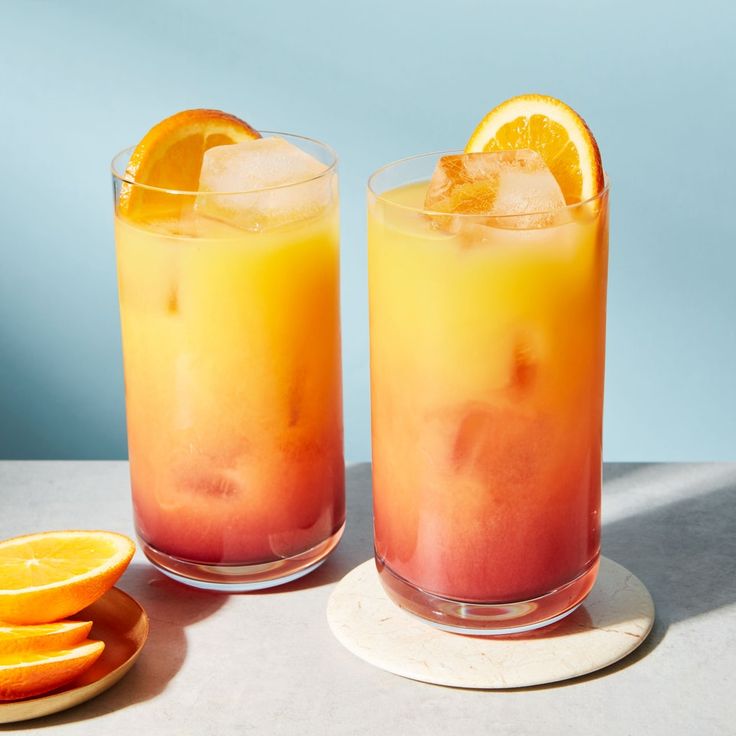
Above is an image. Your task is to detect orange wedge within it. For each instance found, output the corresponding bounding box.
[0,531,135,625]
[0,640,104,701]
[0,621,92,656]
[465,94,604,203]
[119,108,261,218]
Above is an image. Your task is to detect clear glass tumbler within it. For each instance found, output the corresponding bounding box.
[111,132,344,590]
[367,152,609,633]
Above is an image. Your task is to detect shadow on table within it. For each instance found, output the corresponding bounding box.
[2,563,226,730]
[11,463,733,710]
[261,461,736,638]
[505,462,736,690]
[0,466,375,728]
[602,462,736,625]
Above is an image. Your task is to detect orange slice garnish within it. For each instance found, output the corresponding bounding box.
[119,108,260,218]
[0,621,93,656]
[0,531,135,625]
[465,94,603,203]
[0,640,104,701]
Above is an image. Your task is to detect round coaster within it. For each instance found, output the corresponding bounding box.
[327,557,654,689]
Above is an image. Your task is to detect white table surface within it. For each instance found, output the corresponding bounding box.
[1,461,734,735]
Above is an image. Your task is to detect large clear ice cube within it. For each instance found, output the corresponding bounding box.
[424,150,566,229]
[196,137,332,231]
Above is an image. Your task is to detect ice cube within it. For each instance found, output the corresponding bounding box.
[509,333,540,395]
[424,150,566,229]
[166,284,178,315]
[176,465,243,499]
[196,137,332,231]
[449,403,544,485]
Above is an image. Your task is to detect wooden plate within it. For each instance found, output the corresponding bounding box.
[0,587,149,724]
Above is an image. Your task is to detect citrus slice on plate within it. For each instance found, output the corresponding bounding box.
[465,94,604,203]
[0,621,92,656]
[0,531,135,625]
[0,640,104,701]
[118,108,261,218]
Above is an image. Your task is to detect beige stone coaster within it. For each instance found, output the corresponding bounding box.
[327,557,654,689]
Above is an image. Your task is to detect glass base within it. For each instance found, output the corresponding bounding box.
[375,553,599,636]
[140,522,345,591]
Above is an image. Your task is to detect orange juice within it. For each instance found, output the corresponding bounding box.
[112,132,344,589]
[368,169,608,632]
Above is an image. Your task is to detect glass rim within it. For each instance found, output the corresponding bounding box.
[367,149,609,219]
[110,130,338,197]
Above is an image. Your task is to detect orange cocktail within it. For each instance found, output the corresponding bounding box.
[368,95,609,633]
[112,111,344,589]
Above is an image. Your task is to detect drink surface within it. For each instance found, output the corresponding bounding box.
[369,181,608,602]
[115,205,344,563]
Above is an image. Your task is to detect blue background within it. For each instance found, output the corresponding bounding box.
[1,0,733,461]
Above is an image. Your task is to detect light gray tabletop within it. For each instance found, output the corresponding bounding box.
[1,462,734,735]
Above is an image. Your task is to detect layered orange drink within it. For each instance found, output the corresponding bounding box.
[112,111,344,589]
[368,95,609,632]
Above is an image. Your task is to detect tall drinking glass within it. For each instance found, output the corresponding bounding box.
[111,133,344,590]
[367,152,609,633]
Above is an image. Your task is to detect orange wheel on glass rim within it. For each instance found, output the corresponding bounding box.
[118,108,261,218]
[465,94,604,203]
